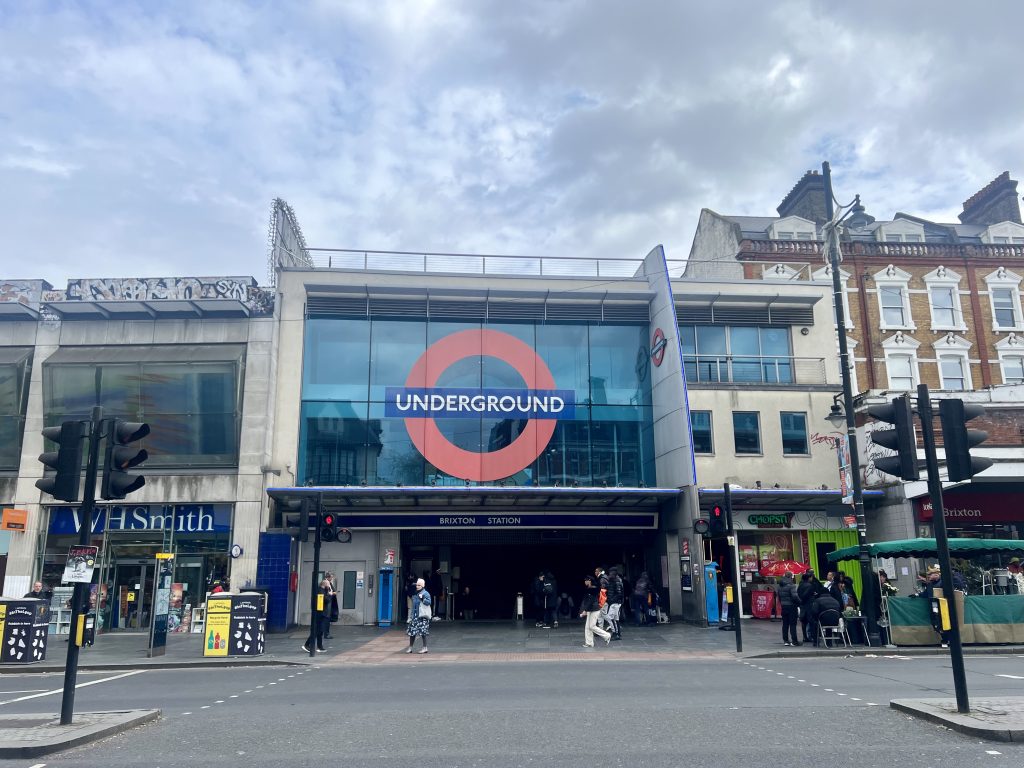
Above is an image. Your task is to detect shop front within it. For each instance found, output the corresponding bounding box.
[915,486,1023,539]
[42,503,231,633]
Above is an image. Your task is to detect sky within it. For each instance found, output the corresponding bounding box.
[2,1,1023,288]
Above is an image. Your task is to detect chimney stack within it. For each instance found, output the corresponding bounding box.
[959,172,1021,225]
[777,170,828,226]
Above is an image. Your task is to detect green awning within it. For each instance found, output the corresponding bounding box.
[827,538,1024,563]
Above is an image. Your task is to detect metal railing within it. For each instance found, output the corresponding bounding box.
[306,248,687,278]
[683,355,827,385]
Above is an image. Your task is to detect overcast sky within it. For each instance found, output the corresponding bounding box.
[2,1,1023,287]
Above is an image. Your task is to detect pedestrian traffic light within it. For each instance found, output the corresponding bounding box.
[709,504,727,538]
[36,421,85,502]
[868,394,920,481]
[320,510,339,542]
[100,419,150,500]
[939,399,993,482]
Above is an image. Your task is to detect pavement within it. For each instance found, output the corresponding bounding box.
[3,615,1024,751]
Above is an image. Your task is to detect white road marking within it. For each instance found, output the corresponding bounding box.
[824,688,834,692]
[256,685,264,689]
[182,712,191,715]
[244,690,252,693]
[269,682,277,685]
[987,750,1002,755]
[797,679,806,683]
[851,698,861,701]
[28,763,47,768]
[868,703,880,706]
[996,674,1024,680]
[215,700,225,704]
[0,670,146,706]
[230,695,239,698]
[810,684,820,687]
[201,705,210,709]
[0,690,48,694]
[837,693,847,696]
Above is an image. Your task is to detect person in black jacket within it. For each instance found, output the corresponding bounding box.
[530,572,546,628]
[540,571,558,628]
[797,573,816,642]
[302,577,332,654]
[809,589,842,647]
[605,567,625,640]
[775,574,801,646]
[579,575,612,647]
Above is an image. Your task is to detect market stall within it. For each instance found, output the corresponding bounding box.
[827,538,1024,646]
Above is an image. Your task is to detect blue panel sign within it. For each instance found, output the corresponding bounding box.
[384,387,575,419]
[48,504,232,536]
[330,512,657,529]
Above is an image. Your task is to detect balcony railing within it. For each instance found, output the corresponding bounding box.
[307,248,687,278]
[683,355,827,385]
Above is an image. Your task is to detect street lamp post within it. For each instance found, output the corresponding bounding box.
[822,161,881,647]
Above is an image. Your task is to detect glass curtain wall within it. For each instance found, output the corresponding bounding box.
[299,318,655,487]
[0,353,31,470]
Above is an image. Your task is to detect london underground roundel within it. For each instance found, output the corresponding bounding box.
[384,329,574,481]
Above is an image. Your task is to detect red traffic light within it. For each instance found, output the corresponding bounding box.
[323,513,336,526]
[712,505,723,518]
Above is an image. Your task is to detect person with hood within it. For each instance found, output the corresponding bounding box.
[540,571,558,628]
[632,571,651,626]
[579,575,612,648]
[775,573,801,646]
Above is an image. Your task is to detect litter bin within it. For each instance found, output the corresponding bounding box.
[203,592,266,657]
[0,598,49,664]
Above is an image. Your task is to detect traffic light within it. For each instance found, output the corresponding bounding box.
[281,497,311,541]
[709,504,727,538]
[100,419,150,500]
[868,394,920,481]
[36,421,85,501]
[939,399,993,482]
[320,510,339,542]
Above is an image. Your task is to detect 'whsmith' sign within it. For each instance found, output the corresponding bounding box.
[48,504,232,536]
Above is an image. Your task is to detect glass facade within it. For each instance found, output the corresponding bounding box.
[679,325,793,384]
[43,361,242,468]
[0,353,30,471]
[300,318,656,487]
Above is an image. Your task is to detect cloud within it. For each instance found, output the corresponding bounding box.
[0,1,1023,286]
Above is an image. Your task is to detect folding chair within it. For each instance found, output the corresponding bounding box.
[818,609,849,648]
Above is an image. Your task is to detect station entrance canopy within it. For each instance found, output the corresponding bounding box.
[266,485,679,530]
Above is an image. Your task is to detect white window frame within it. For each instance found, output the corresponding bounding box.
[876,220,926,243]
[770,215,817,242]
[874,265,915,331]
[995,334,1024,384]
[881,332,921,391]
[934,334,973,391]
[923,266,966,332]
[981,222,1024,245]
[985,268,1024,331]
[812,265,854,329]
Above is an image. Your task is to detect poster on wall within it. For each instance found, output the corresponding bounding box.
[739,545,758,572]
[149,554,174,657]
[168,583,186,633]
[62,546,98,584]
[680,558,692,592]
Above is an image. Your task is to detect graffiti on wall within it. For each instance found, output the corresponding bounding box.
[0,280,48,309]
[37,276,274,316]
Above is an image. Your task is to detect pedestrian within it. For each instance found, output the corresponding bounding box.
[405,573,417,624]
[24,581,51,601]
[324,573,338,639]
[210,580,225,595]
[594,566,610,630]
[632,571,651,626]
[603,567,624,640]
[541,571,558,628]
[579,575,612,647]
[302,577,331,654]
[459,586,475,620]
[530,571,546,627]
[406,578,432,654]
[557,591,575,623]
[839,575,859,612]
[797,572,816,642]
[809,586,841,647]
[775,573,801,646]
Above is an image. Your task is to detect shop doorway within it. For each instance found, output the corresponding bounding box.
[110,562,155,630]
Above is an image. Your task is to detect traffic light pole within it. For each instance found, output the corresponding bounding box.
[917,384,970,713]
[822,161,880,647]
[60,406,103,726]
[724,483,742,653]
[307,493,323,659]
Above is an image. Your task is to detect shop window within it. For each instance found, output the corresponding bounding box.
[732,411,761,455]
[690,411,713,454]
[0,350,31,471]
[780,412,809,455]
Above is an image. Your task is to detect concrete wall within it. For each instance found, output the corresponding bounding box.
[682,210,744,280]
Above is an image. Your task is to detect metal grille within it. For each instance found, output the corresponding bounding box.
[677,305,813,326]
[429,301,487,320]
[545,303,603,321]
[306,296,368,317]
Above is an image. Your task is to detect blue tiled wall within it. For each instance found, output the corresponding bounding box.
[256,533,292,631]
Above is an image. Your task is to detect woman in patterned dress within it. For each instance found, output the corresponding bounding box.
[406,578,432,654]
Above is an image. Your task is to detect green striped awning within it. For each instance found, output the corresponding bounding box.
[827,538,1024,563]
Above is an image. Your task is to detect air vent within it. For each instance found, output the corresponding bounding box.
[306,296,369,318]
[677,304,813,326]
[429,301,487,320]
[603,303,650,322]
[488,302,545,320]
[546,303,603,321]
[369,298,428,318]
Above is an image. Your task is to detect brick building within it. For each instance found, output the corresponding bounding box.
[685,170,1024,553]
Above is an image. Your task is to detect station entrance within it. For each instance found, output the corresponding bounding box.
[401,529,656,621]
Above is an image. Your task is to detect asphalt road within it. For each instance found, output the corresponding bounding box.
[3,654,1024,767]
